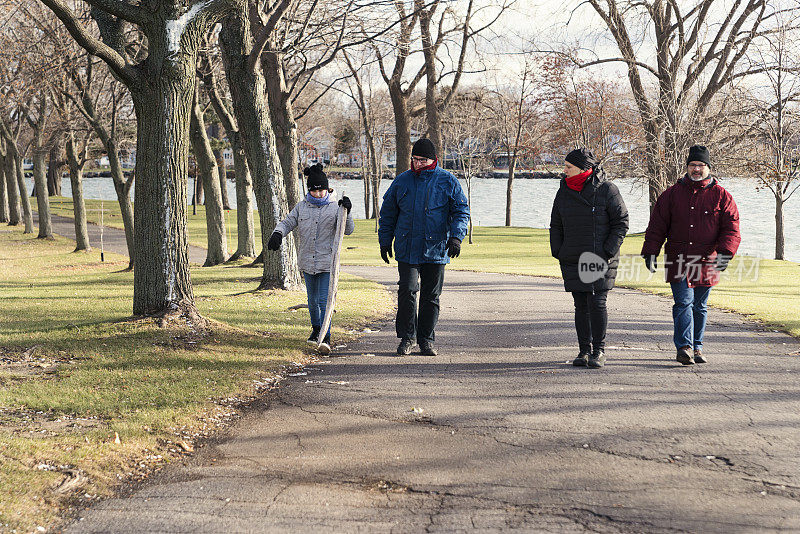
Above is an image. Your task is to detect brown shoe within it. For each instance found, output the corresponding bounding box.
[693,349,707,364]
[676,346,694,365]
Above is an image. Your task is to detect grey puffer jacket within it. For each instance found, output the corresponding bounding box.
[273,193,355,275]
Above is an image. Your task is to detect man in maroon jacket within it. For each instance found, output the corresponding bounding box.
[641,145,741,365]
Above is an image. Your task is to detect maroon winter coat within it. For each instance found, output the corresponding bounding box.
[641,176,741,287]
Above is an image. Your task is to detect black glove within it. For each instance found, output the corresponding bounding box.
[338,196,352,212]
[380,245,392,264]
[267,231,282,251]
[447,237,461,258]
[715,253,731,272]
[643,254,657,273]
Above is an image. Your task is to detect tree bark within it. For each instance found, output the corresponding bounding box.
[190,86,228,266]
[12,148,34,233]
[32,132,53,239]
[200,62,255,260]
[220,10,300,289]
[209,122,231,209]
[505,154,516,227]
[775,187,785,260]
[46,141,64,196]
[130,75,196,315]
[0,149,8,223]
[389,86,412,174]
[2,139,21,226]
[65,132,91,252]
[263,50,302,208]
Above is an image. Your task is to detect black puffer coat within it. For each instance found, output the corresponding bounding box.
[549,168,629,292]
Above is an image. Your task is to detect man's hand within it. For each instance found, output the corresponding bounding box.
[714,253,731,272]
[267,232,282,251]
[643,254,657,273]
[338,196,352,212]
[380,245,393,264]
[447,237,461,258]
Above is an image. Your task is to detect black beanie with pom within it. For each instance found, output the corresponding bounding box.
[304,163,328,191]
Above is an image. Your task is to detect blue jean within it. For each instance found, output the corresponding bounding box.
[304,272,331,336]
[670,278,712,350]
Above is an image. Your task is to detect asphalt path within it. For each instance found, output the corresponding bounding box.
[34,212,800,532]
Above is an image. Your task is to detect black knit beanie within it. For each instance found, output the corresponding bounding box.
[411,138,436,160]
[687,145,711,167]
[304,163,328,191]
[565,148,597,171]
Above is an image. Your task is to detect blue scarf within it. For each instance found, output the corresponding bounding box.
[306,191,331,206]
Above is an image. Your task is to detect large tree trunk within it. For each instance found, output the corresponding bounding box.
[190,89,228,266]
[220,11,300,290]
[46,141,64,196]
[0,150,8,223]
[130,80,195,316]
[209,122,231,209]
[389,86,412,175]
[229,137,255,259]
[263,51,302,208]
[32,141,53,239]
[2,143,21,226]
[65,132,91,252]
[12,150,33,233]
[775,187,785,260]
[505,154,516,227]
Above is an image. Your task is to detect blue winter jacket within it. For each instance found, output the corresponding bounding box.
[378,165,470,264]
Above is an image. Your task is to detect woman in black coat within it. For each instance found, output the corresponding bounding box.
[549,148,629,368]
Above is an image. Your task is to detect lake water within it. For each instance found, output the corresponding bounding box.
[28,175,800,262]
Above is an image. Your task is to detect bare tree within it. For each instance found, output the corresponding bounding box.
[198,43,255,260]
[190,79,229,266]
[484,56,543,226]
[219,6,301,289]
[442,89,493,243]
[66,56,136,269]
[39,0,247,316]
[572,0,784,207]
[719,21,800,260]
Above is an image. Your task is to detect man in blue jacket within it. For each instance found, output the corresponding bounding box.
[378,138,470,356]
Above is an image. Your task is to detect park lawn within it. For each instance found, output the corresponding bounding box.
[45,198,800,336]
[0,226,393,533]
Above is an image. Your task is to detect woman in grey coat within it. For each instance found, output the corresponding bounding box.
[267,164,354,354]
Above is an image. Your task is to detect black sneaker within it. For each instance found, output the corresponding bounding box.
[573,351,590,366]
[306,326,320,346]
[318,334,331,355]
[588,349,606,368]
[693,349,707,364]
[397,338,415,355]
[419,343,437,356]
[676,346,694,365]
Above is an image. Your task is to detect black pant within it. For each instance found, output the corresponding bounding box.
[571,291,608,353]
[396,262,446,345]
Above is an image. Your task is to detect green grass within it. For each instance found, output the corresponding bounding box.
[0,226,393,532]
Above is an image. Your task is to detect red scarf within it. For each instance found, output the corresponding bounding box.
[413,158,438,174]
[566,169,592,191]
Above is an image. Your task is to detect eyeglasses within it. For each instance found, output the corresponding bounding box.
[688,163,707,168]
[411,156,429,162]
